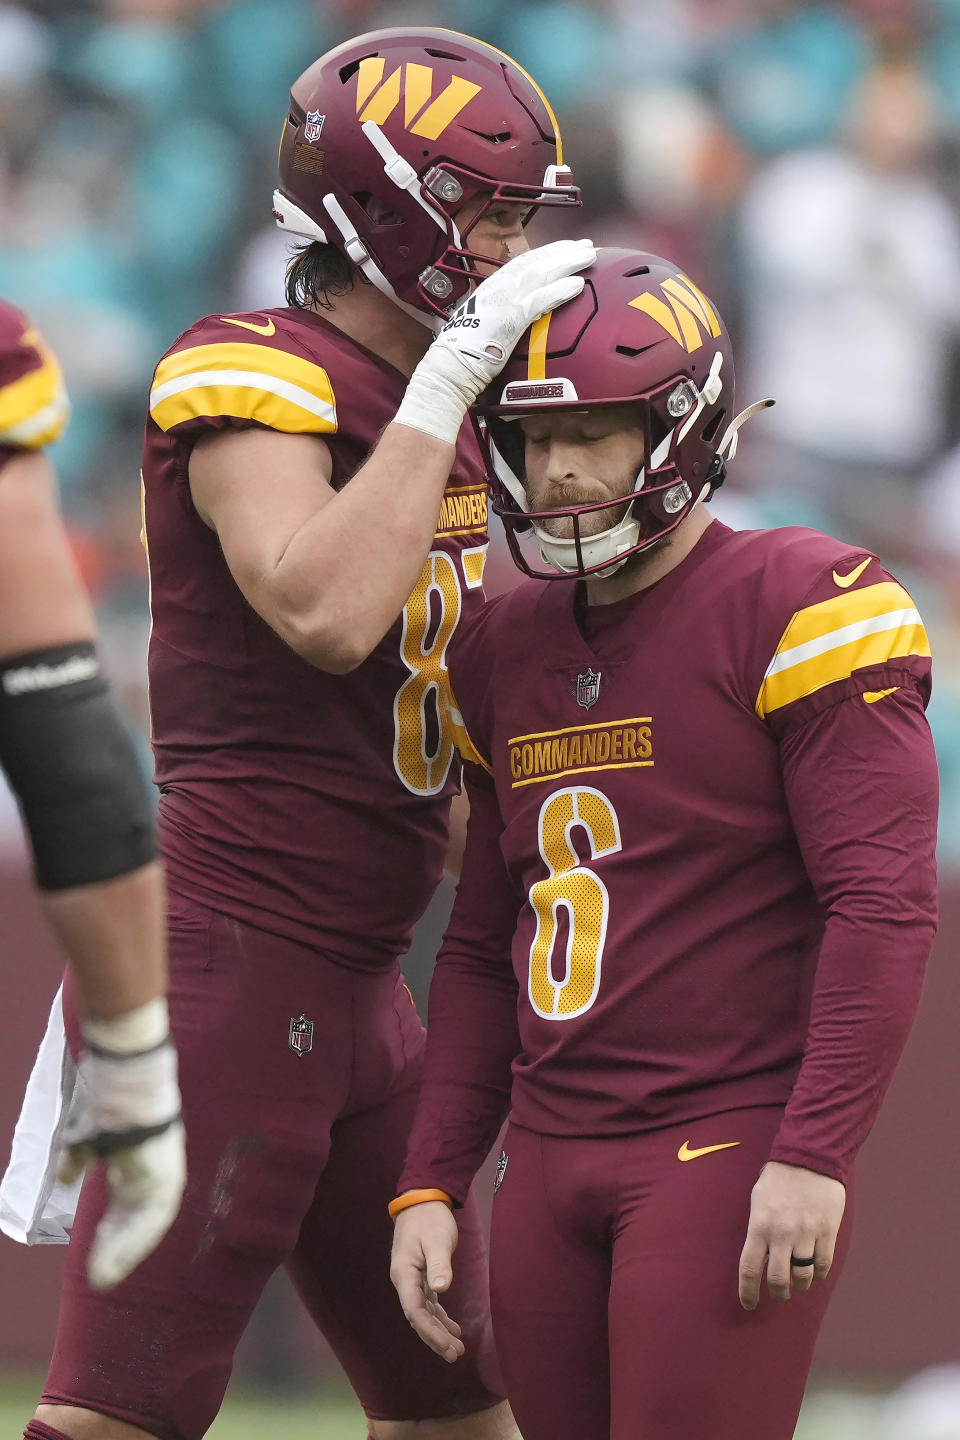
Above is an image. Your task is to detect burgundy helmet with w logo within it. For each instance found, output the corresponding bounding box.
[474,247,773,579]
[273,28,579,325]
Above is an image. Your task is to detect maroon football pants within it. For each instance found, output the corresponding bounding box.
[43,895,502,1440]
[489,1109,853,1440]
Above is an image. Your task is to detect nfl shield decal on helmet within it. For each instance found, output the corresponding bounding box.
[576,668,601,710]
[494,1150,508,1192]
[304,110,325,142]
[289,1013,314,1056]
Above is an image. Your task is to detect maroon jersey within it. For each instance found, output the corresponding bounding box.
[0,299,69,468]
[400,519,939,1197]
[143,306,490,966]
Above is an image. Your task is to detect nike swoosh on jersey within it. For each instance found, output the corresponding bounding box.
[832,557,872,588]
[677,1140,741,1162]
[863,687,900,704]
[219,315,277,336]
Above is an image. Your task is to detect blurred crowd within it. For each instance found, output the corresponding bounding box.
[2,0,960,860]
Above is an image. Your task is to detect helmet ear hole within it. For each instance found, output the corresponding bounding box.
[702,408,726,446]
[648,410,670,454]
[355,192,404,227]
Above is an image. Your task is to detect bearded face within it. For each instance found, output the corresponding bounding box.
[519,404,645,539]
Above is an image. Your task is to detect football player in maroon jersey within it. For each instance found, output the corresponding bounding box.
[390,248,939,1440]
[26,28,593,1440]
[0,299,184,1293]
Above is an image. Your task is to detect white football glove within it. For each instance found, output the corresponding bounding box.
[58,997,186,1291]
[394,237,597,445]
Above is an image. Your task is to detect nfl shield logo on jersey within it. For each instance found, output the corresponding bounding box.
[288,1014,314,1056]
[494,1150,509,1191]
[304,110,325,142]
[576,667,601,710]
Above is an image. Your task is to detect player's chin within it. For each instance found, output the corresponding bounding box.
[538,516,577,539]
[539,505,630,541]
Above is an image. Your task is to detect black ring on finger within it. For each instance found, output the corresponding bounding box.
[790,1255,816,1267]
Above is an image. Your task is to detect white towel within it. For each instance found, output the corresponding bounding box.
[0,985,82,1244]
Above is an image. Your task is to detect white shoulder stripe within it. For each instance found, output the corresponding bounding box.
[764,608,922,679]
[149,368,337,424]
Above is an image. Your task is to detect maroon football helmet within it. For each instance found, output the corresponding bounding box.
[475,247,773,579]
[273,28,579,324]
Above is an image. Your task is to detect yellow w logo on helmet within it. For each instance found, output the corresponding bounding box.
[355,58,481,141]
[629,275,722,354]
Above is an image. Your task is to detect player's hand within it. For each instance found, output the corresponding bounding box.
[390,1201,465,1362]
[394,238,596,445]
[738,1161,846,1311]
[58,1001,186,1291]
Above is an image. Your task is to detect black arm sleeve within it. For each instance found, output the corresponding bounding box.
[0,642,156,890]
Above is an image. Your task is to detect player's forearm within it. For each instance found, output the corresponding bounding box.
[269,423,456,671]
[769,911,933,1184]
[399,771,520,1201]
[41,861,168,1020]
[398,949,519,1205]
[774,686,939,1183]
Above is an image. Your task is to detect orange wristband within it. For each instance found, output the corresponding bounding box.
[388,1188,454,1220]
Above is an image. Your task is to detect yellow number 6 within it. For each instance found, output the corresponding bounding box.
[528,787,622,1020]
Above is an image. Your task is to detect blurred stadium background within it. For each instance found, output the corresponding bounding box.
[2,0,960,1435]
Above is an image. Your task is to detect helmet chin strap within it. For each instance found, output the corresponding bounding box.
[361,122,452,236]
[273,184,438,329]
[320,194,440,331]
[353,121,472,329]
[718,397,775,463]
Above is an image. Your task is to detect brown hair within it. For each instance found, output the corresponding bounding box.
[285,241,354,310]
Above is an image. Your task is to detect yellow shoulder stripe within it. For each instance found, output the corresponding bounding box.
[445,692,492,775]
[0,354,69,449]
[149,341,337,435]
[757,581,929,716]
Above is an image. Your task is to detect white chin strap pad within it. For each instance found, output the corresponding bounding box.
[534,512,641,576]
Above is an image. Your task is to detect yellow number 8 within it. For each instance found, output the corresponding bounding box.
[393,551,462,796]
[528,787,622,1020]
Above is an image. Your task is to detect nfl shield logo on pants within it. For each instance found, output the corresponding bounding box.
[289,1014,314,1056]
[576,667,601,710]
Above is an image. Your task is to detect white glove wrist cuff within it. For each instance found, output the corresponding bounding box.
[82,996,170,1055]
[394,368,467,446]
[76,1037,181,1131]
